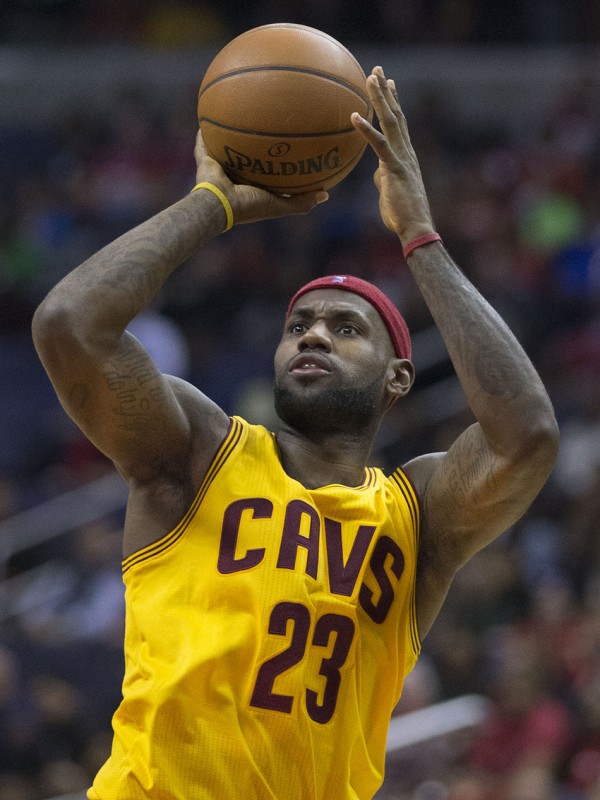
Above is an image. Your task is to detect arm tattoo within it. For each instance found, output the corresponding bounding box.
[410,248,540,406]
[445,429,498,509]
[104,349,168,434]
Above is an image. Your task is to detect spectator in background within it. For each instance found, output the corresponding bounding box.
[15,519,124,647]
[467,626,574,796]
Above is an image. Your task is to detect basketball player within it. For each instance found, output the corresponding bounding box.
[33,67,559,800]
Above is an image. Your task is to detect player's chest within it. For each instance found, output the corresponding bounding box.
[197,489,410,625]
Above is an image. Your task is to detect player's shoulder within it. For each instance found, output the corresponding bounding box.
[166,375,229,430]
[400,452,446,504]
[165,374,232,471]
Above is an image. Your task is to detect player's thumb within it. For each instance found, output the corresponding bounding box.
[281,191,329,215]
[234,187,329,224]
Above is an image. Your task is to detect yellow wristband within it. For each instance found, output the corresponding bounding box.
[191,182,234,232]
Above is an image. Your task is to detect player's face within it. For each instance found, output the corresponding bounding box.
[273,289,406,434]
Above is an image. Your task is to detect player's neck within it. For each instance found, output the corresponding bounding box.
[274,426,374,489]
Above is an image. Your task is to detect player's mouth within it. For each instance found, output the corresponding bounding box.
[289,353,332,376]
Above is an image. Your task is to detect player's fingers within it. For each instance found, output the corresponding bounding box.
[364,89,403,162]
[371,68,419,164]
[351,109,393,163]
[233,186,329,224]
[386,77,410,135]
[366,71,404,148]
[194,129,239,192]
[390,91,418,158]
[372,68,411,145]
[380,73,420,161]
[280,191,330,214]
[375,69,399,114]
[194,128,209,162]
[373,168,382,193]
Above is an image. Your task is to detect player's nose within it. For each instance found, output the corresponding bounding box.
[298,321,332,351]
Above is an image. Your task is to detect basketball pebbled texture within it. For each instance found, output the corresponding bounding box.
[197,23,373,194]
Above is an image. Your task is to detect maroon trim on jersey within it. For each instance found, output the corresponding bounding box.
[390,468,420,539]
[364,466,377,489]
[389,467,421,656]
[122,417,244,574]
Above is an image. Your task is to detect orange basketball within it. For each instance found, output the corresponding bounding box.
[197,23,373,195]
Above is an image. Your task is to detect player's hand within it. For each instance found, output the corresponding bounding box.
[351,67,435,244]
[193,129,328,226]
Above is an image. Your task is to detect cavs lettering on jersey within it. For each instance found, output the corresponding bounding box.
[89,417,421,800]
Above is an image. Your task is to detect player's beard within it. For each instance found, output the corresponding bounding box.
[273,374,385,435]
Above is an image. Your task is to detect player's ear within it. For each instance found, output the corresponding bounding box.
[386,358,414,401]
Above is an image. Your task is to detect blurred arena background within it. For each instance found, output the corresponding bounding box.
[1,1,600,798]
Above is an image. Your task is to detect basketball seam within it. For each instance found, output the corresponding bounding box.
[217,23,366,78]
[199,65,370,106]
[198,118,358,137]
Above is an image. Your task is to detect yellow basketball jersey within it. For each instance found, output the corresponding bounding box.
[89,417,421,800]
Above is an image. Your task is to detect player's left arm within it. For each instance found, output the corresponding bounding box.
[401,236,559,639]
[353,67,560,638]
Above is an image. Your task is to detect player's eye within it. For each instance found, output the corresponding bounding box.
[288,321,306,334]
[339,323,359,335]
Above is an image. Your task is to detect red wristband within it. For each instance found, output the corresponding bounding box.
[402,232,442,259]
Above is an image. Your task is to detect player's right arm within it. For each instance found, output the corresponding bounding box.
[32,132,327,485]
[31,190,226,483]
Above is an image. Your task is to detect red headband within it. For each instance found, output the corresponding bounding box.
[286,275,411,360]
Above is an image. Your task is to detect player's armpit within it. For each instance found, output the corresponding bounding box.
[404,420,557,637]
[407,421,557,570]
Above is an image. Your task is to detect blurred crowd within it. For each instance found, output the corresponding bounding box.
[1,10,600,799]
[2,0,600,47]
